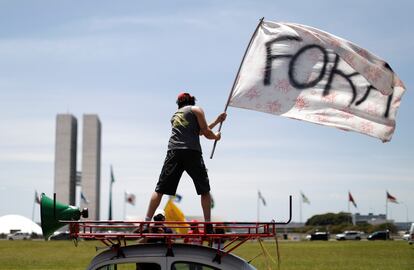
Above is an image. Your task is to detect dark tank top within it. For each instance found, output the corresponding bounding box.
[168,106,202,152]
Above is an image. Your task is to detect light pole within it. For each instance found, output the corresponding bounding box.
[400,201,409,223]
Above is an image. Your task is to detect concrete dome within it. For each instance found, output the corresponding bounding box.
[0,215,42,235]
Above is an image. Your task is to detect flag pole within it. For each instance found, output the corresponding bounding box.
[210,17,265,159]
[32,195,36,221]
[385,191,388,220]
[109,165,114,220]
[109,182,113,220]
[299,195,302,224]
[257,191,260,222]
[348,192,351,224]
[123,191,126,220]
[347,191,350,213]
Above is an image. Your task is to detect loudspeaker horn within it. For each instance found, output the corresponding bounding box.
[40,193,88,240]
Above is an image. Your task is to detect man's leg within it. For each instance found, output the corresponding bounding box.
[145,192,163,221]
[185,151,211,221]
[201,192,211,222]
[201,192,214,234]
[152,150,183,221]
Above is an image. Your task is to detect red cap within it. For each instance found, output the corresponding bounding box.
[177,92,191,101]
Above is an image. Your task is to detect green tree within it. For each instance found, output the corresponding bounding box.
[306,212,351,226]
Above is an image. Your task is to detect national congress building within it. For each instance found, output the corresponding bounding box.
[54,114,101,220]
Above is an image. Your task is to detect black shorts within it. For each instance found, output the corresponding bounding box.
[155,149,210,195]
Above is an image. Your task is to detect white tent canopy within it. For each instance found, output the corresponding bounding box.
[0,214,42,235]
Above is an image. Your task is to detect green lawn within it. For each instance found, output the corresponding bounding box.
[0,240,412,270]
[233,241,414,270]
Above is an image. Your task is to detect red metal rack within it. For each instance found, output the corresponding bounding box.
[66,195,292,261]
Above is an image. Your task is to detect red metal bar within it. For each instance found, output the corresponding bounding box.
[65,219,287,256]
[60,195,292,257]
[100,239,111,247]
[221,237,252,258]
[222,237,240,250]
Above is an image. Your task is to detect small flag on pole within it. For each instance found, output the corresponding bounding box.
[348,191,357,208]
[301,191,310,204]
[108,165,115,221]
[169,194,183,203]
[34,190,40,204]
[110,165,115,184]
[81,192,89,204]
[125,192,136,206]
[386,191,398,204]
[258,191,266,206]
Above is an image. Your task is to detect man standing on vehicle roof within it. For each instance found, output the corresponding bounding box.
[144,92,226,230]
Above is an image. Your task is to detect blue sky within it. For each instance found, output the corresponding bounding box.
[0,0,413,223]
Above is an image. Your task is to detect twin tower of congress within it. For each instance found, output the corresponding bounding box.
[54,114,101,220]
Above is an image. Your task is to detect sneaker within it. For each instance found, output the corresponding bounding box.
[133,223,149,234]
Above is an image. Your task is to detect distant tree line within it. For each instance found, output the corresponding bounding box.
[291,212,398,234]
[306,212,351,226]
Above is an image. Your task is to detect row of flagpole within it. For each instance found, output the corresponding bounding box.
[256,190,402,223]
[32,188,402,222]
[31,166,402,222]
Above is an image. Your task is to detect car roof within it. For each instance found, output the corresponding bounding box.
[87,243,256,270]
[370,231,388,234]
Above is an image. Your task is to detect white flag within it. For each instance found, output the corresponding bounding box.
[229,20,405,142]
[34,190,41,204]
[258,190,266,206]
[301,192,310,204]
[81,192,89,204]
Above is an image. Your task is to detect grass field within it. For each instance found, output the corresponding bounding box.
[0,240,413,270]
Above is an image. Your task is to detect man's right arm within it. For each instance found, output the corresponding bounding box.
[191,106,221,141]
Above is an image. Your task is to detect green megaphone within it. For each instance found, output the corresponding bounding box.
[40,193,88,240]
